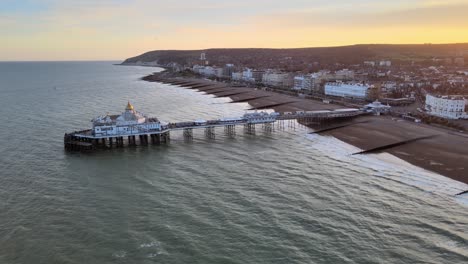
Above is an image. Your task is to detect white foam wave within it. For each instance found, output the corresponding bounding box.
[139,241,160,248]
[305,133,468,203]
[112,251,127,258]
[147,252,162,258]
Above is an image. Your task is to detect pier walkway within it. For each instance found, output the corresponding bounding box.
[64,109,364,151]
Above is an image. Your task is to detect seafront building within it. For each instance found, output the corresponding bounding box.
[262,71,294,88]
[293,75,312,90]
[232,72,243,81]
[192,65,223,78]
[425,94,468,119]
[334,69,355,80]
[242,68,255,83]
[223,64,235,78]
[251,70,265,83]
[324,82,370,99]
[379,60,392,67]
[292,70,355,92]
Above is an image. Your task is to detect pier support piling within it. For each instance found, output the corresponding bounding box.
[183,128,193,141]
[224,125,236,137]
[244,124,256,135]
[205,127,215,139]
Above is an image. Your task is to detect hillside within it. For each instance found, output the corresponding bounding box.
[122,43,468,70]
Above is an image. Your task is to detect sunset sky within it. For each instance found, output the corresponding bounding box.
[1,0,468,61]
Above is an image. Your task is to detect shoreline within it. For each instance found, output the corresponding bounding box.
[141,72,468,187]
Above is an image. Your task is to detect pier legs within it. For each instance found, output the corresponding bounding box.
[128,136,136,146]
[183,128,193,141]
[288,120,296,130]
[244,124,256,135]
[224,125,236,137]
[115,137,123,147]
[160,132,170,144]
[263,123,273,133]
[151,134,161,145]
[205,127,215,139]
[276,120,285,130]
[138,135,149,145]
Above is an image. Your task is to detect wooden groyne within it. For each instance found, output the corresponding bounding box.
[309,121,370,134]
[352,135,438,155]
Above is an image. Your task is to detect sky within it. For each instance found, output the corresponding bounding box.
[1,0,468,61]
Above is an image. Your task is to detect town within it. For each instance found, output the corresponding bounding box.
[129,48,468,131]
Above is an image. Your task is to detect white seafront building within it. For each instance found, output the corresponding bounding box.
[293,75,310,90]
[92,102,165,137]
[324,82,370,99]
[232,72,243,81]
[242,68,255,82]
[425,94,468,119]
[262,71,293,88]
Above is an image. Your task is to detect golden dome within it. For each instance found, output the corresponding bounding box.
[126,101,134,111]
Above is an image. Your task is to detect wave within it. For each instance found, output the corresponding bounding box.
[305,133,468,203]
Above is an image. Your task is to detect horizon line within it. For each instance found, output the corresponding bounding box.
[2,42,468,62]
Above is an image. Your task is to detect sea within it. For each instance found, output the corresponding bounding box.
[0,61,467,264]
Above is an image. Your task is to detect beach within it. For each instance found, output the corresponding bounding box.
[143,72,468,186]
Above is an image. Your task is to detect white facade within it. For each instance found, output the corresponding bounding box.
[214,67,224,78]
[92,102,164,137]
[293,75,313,90]
[242,68,255,82]
[192,66,223,77]
[382,81,397,92]
[293,76,306,90]
[324,82,370,99]
[232,72,243,81]
[200,67,216,76]
[334,69,355,80]
[251,70,265,82]
[262,72,293,88]
[223,64,235,78]
[192,65,204,74]
[379,60,392,67]
[425,94,467,119]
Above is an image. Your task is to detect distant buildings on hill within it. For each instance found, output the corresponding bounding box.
[364,60,392,67]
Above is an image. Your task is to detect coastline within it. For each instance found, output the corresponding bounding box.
[141,72,468,187]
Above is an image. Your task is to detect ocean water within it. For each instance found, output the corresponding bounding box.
[0,61,467,264]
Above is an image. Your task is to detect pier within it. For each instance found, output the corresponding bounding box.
[64,102,364,151]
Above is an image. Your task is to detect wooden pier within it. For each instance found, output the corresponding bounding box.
[65,109,365,152]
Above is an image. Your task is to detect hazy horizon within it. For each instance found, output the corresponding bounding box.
[3,42,468,62]
[2,0,468,61]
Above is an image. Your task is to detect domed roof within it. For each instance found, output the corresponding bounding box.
[126,101,134,111]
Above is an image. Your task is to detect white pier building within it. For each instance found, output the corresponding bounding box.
[92,102,166,137]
